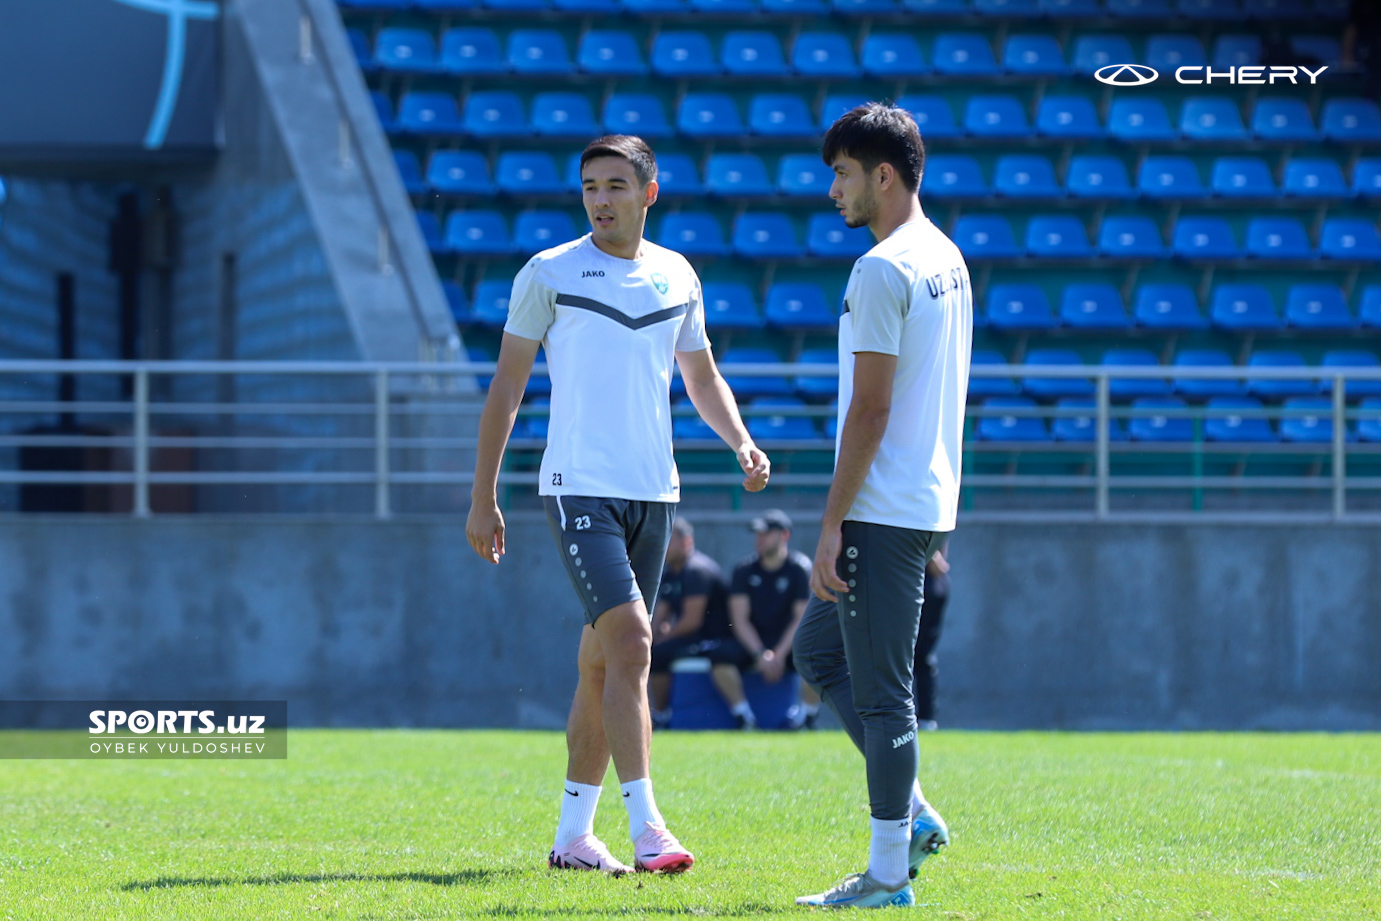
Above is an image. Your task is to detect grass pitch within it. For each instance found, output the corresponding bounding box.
[0,730,1377,920]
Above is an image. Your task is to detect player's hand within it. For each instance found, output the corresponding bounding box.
[465,499,505,564]
[759,651,785,683]
[810,524,849,602]
[738,444,770,492]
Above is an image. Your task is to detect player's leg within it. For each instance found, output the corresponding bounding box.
[913,586,948,729]
[792,594,866,751]
[706,639,756,729]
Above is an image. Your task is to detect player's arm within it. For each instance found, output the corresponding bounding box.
[728,594,767,657]
[662,594,706,640]
[466,333,541,564]
[676,346,769,492]
[651,598,674,640]
[772,598,809,662]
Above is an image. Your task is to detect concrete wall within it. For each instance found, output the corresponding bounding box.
[1,516,1378,731]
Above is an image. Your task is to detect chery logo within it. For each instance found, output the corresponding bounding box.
[1095,64,1159,86]
[1095,63,1329,87]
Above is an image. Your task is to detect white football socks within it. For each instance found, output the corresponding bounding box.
[911,778,928,818]
[554,781,602,850]
[868,816,911,889]
[620,777,665,839]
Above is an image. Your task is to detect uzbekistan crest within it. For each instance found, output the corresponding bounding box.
[651,272,669,295]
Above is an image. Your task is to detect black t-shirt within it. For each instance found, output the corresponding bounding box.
[729,550,812,648]
[658,550,732,640]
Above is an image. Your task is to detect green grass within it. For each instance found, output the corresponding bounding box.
[1,731,1378,919]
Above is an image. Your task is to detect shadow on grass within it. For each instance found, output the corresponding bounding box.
[122,869,519,891]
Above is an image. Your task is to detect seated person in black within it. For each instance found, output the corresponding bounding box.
[648,517,731,729]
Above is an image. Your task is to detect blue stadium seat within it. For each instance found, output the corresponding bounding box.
[375,28,437,74]
[1181,97,1247,140]
[1245,217,1312,260]
[471,282,512,328]
[691,0,757,9]
[1313,0,1350,18]
[624,0,692,12]
[1175,349,1246,397]
[1110,0,1172,14]
[496,152,564,194]
[672,398,717,440]
[445,211,513,255]
[463,91,527,138]
[1098,216,1164,257]
[1004,35,1068,75]
[953,216,1020,259]
[399,92,462,136]
[748,398,821,442]
[765,283,835,328]
[1212,34,1260,68]
[1146,35,1206,70]
[1053,398,1130,442]
[370,91,397,134]
[1205,397,1276,442]
[515,395,550,437]
[1138,156,1206,199]
[793,33,860,77]
[968,350,1020,397]
[819,94,871,132]
[987,284,1056,329]
[678,94,743,138]
[933,34,998,76]
[1283,159,1346,198]
[1356,159,1381,198]
[514,210,577,253]
[1180,0,1242,20]
[1104,349,1171,398]
[1286,284,1354,329]
[1321,350,1381,397]
[1364,286,1381,327]
[1073,36,1134,74]
[1023,350,1094,398]
[902,0,969,10]
[440,27,504,75]
[554,0,620,11]
[1036,96,1102,138]
[863,35,929,78]
[723,31,788,76]
[807,214,872,258]
[1247,350,1316,398]
[483,0,548,9]
[652,32,718,77]
[1038,0,1100,12]
[1129,398,1191,442]
[427,150,495,195]
[394,151,426,195]
[702,284,765,330]
[1322,99,1381,142]
[1211,157,1275,197]
[658,213,730,256]
[749,95,815,138]
[1174,217,1239,259]
[603,94,672,139]
[443,281,470,324]
[994,155,1060,198]
[1295,35,1345,64]
[1320,219,1381,261]
[707,153,774,197]
[923,155,988,198]
[1109,98,1176,141]
[564,153,583,192]
[1028,216,1092,258]
[578,31,647,75]
[734,213,803,259]
[978,397,1050,442]
[1067,156,1134,199]
[1062,283,1130,328]
[348,29,376,74]
[779,155,833,196]
[1211,284,1279,329]
[834,0,900,13]
[507,30,572,75]
[1243,0,1309,19]
[1252,99,1318,141]
[416,210,445,254]
[720,348,793,398]
[1362,398,1381,442]
[1280,398,1335,443]
[796,348,840,398]
[973,0,1036,11]
[965,96,1029,138]
[532,93,599,137]
[1134,283,1207,329]
[897,96,960,138]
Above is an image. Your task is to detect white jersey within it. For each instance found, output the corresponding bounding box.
[504,234,708,503]
[837,218,973,532]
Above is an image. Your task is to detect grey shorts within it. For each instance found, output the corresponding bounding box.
[542,495,676,625]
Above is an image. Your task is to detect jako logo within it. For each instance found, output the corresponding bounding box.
[1094,64,1159,86]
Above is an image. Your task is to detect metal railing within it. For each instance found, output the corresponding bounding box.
[1,359,1379,520]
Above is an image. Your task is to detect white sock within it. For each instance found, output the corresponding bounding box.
[910,779,928,818]
[620,777,665,840]
[868,816,912,889]
[730,701,756,724]
[554,781,602,850]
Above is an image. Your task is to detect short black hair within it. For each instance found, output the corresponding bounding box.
[580,135,657,187]
[821,103,925,193]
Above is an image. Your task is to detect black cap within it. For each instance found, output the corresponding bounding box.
[750,509,793,533]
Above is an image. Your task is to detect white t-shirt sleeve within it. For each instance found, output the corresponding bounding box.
[845,256,911,356]
[503,257,556,342]
[674,271,710,353]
